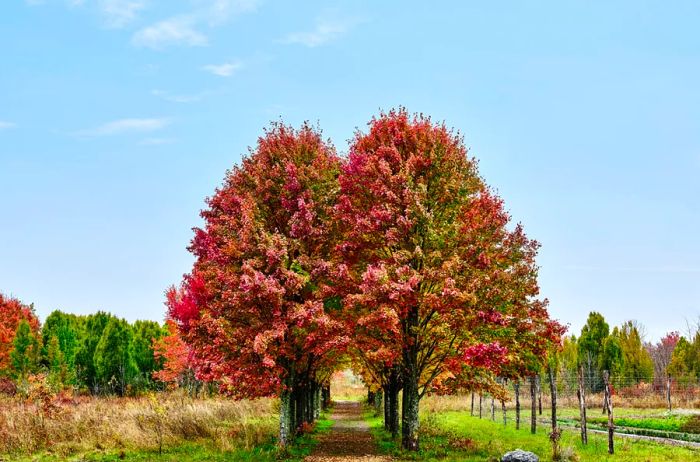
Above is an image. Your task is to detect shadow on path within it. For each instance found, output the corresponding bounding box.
[305,401,393,462]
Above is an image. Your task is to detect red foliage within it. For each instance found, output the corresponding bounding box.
[0,293,40,370]
[168,122,348,398]
[152,320,191,387]
[334,109,563,394]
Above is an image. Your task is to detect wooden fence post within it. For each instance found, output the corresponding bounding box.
[549,367,557,432]
[514,381,521,430]
[603,370,614,455]
[530,375,537,434]
[578,364,588,445]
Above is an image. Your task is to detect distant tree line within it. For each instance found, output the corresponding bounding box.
[556,311,700,393]
[0,292,193,396]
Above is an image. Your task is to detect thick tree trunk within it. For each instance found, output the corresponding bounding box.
[374,389,383,416]
[530,375,537,434]
[384,385,390,431]
[384,369,400,437]
[322,384,331,410]
[514,381,521,430]
[279,384,293,447]
[400,306,420,451]
[401,369,420,451]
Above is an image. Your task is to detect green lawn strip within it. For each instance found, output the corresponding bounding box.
[365,407,700,462]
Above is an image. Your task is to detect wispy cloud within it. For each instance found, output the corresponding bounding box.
[202,61,243,77]
[151,89,204,103]
[132,16,207,49]
[75,118,170,137]
[132,0,260,50]
[99,0,147,29]
[283,16,360,48]
[0,121,17,130]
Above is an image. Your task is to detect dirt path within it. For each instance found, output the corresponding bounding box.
[305,401,393,462]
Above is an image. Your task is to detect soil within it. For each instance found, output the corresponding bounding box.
[305,401,393,462]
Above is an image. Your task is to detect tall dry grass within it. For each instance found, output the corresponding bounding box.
[0,390,277,458]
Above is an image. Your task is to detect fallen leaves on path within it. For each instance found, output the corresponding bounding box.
[305,401,393,462]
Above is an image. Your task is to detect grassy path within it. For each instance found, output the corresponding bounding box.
[305,401,392,462]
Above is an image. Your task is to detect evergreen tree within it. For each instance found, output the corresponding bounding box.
[75,311,114,392]
[578,312,610,391]
[10,319,41,378]
[131,320,165,389]
[94,317,137,396]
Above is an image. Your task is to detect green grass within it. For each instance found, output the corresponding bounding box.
[366,408,700,461]
[7,412,334,462]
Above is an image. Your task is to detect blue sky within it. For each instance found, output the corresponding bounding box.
[1,1,698,341]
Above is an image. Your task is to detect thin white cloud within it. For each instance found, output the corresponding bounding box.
[206,0,260,25]
[132,0,259,50]
[76,118,170,137]
[132,16,207,49]
[0,121,17,130]
[202,61,243,77]
[99,0,147,29]
[284,17,359,47]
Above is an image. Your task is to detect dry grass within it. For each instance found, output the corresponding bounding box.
[0,391,277,458]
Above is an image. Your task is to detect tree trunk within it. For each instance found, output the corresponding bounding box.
[603,370,614,454]
[279,383,293,447]
[386,369,400,438]
[384,385,390,430]
[479,394,483,418]
[374,389,383,416]
[501,400,507,426]
[578,364,588,445]
[667,374,672,412]
[401,369,420,450]
[401,306,420,451]
[530,375,537,434]
[490,395,495,421]
[537,374,543,415]
[514,381,521,430]
[470,392,474,416]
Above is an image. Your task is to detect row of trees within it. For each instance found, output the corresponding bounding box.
[556,311,700,393]
[167,109,564,450]
[0,293,190,395]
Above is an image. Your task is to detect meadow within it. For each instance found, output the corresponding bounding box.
[367,393,700,461]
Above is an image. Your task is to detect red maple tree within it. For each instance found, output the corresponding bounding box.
[152,320,192,388]
[167,122,348,446]
[334,109,562,450]
[0,293,40,372]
